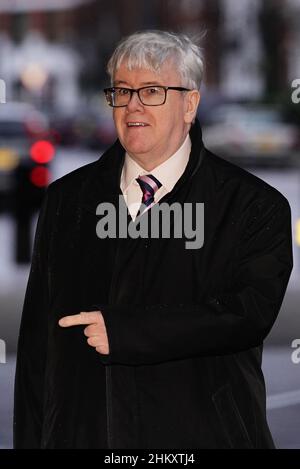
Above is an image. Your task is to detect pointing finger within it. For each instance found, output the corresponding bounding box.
[58,311,101,327]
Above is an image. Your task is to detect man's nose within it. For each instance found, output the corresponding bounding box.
[126,90,144,112]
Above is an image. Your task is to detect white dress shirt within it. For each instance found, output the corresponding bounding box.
[120,134,192,221]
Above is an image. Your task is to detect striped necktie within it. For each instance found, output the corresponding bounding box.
[135,174,162,216]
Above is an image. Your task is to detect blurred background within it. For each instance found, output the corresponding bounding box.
[0,0,300,449]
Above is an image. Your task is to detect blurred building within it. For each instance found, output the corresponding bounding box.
[0,0,95,112]
[0,0,298,109]
[286,0,300,82]
[219,0,264,100]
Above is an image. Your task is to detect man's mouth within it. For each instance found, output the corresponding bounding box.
[126,122,149,127]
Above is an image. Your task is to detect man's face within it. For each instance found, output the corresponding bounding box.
[112,60,199,168]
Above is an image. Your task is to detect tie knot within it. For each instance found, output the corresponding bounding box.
[135,174,162,207]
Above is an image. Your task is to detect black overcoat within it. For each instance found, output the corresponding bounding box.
[14,120,293,448]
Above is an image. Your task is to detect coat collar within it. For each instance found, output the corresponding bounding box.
[80,118,206,213]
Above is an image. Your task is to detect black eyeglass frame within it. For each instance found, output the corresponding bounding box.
[103,85,192,107]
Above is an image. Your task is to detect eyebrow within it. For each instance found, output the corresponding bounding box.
[113,80,163,86]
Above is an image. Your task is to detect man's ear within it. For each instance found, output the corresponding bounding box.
[184,90,201,124]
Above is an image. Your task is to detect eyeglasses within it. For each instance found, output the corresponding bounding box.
[103,85,191,107]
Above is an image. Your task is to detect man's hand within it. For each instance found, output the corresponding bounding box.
[58,311,109,355]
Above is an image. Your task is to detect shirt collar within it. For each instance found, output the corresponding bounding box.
[121,133,191,193]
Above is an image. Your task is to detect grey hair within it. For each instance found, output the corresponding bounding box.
[107,30,205,90]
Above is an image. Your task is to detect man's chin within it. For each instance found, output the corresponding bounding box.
[123,142,152,158]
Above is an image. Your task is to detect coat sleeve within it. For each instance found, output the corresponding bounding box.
[13,184,56,448]
[99,195,293,366]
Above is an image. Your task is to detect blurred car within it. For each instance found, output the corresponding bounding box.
[49,100,116,150]
[0,102,56,262]
[202,104,300,165]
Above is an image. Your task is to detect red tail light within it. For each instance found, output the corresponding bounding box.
[29,166,51,187]
[30,140,55,164]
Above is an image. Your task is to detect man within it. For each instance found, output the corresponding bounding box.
[14,30,293,449]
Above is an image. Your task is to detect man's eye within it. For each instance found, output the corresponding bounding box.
[146,87,159,94]
[116,89,129,96]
